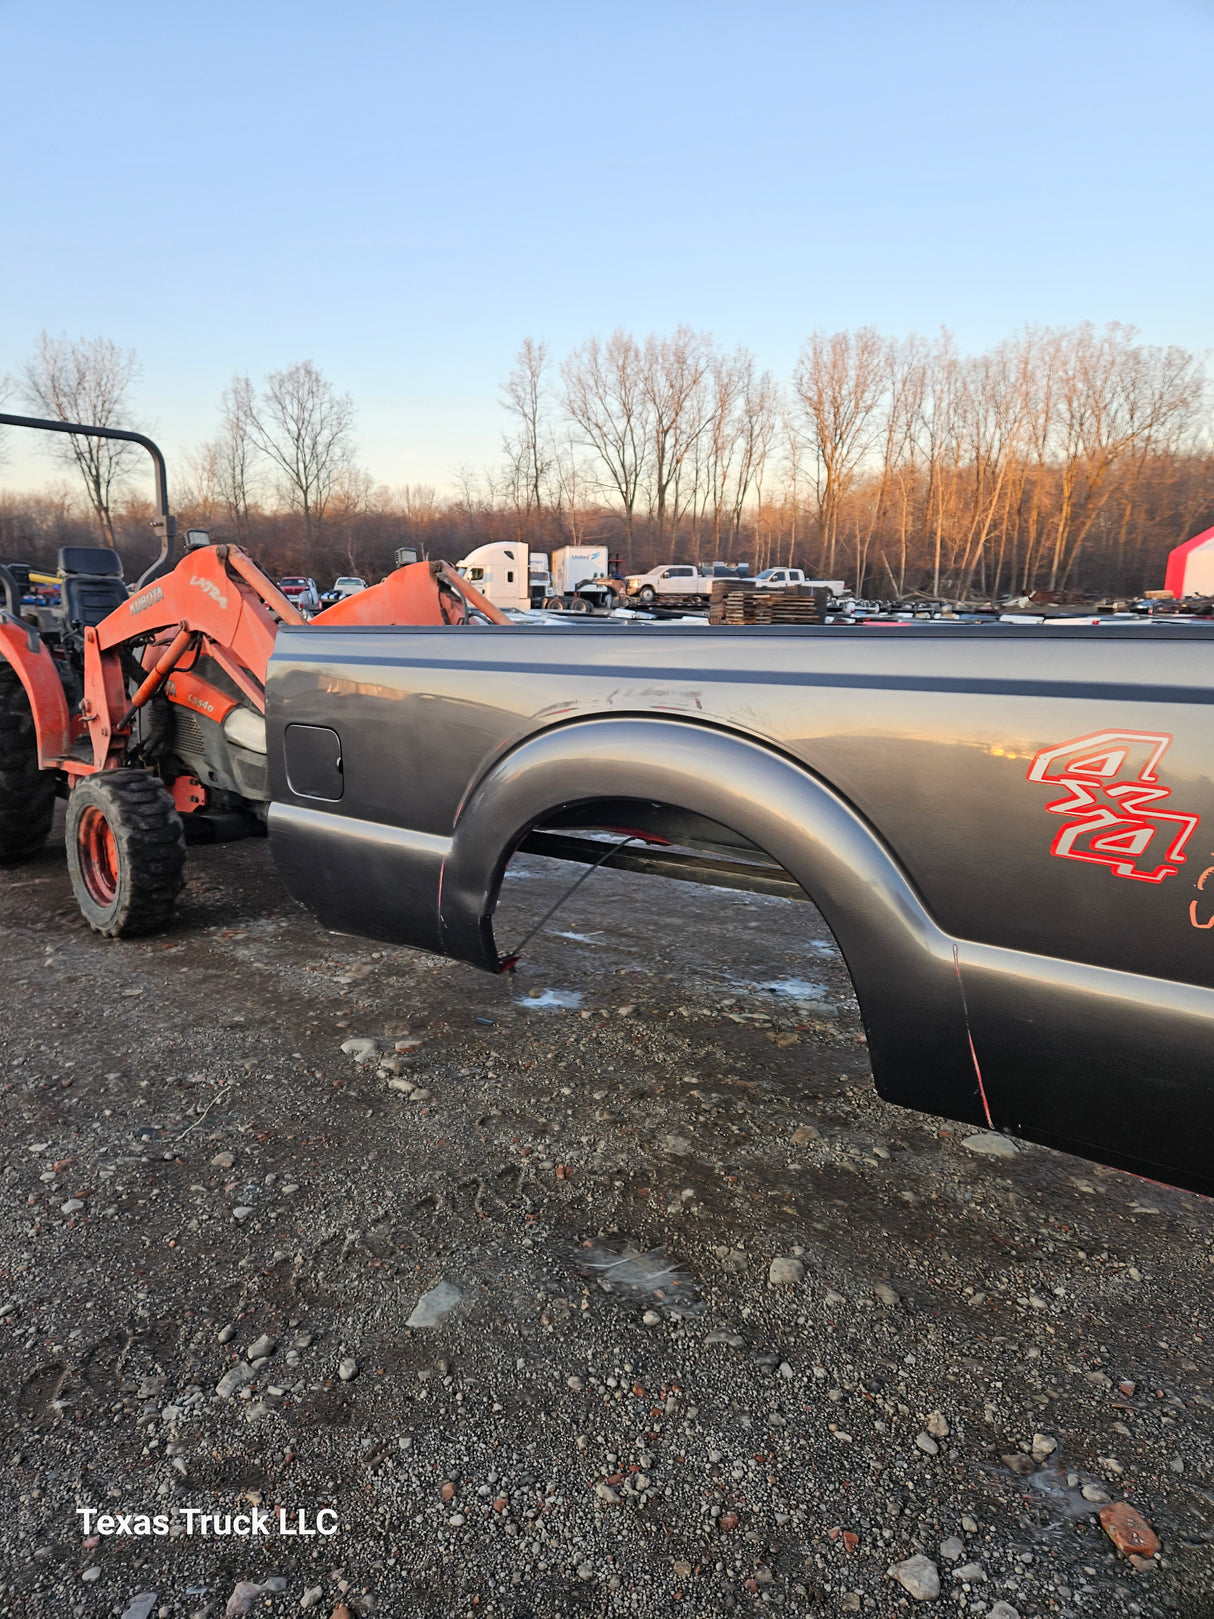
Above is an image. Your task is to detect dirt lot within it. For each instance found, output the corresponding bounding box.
[0,815,1211,1619]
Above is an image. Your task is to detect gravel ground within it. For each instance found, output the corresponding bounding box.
[0,815,1211,1619]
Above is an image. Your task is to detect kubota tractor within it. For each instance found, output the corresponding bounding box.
[0,413,507,936]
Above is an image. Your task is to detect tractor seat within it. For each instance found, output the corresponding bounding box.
[57,546,129,629]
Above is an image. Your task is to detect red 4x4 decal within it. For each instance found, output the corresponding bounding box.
[1026,730,1200,883]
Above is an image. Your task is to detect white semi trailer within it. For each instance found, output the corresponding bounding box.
[455,542,531,611]
[456,541,623,613]
[550,545,612,610]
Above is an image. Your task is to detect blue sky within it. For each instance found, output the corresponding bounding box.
[2,0,1212,497]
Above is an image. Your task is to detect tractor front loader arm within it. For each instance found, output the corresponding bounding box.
[82,544,303,769]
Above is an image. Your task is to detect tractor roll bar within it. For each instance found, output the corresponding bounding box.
[0,412,177,589]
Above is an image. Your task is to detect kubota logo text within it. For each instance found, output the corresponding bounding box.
[128,585,164,616]
[191,576,228,610]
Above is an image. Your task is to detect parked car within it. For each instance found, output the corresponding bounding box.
[278,577,321,613]
[319,575,367,607]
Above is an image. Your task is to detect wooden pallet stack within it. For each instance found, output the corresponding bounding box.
[709,584,830,625]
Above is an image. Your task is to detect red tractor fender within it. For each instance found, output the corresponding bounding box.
[0,617,72,767]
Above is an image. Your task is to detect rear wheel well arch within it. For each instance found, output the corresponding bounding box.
[437,714,980,1119]
[0,636,72,764]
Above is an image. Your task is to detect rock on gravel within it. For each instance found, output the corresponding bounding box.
[406,1280,463,1327]
[987,1605,1022,1619]
[888,1554,940,1600]
[1099,1499,1161,1557]
[338,1357,359,1381]
[120,1596,158,1619]
[340,1038,379,1064]
[247,1334,277,1360]
[961,1130,1019,1158]
[768,1256,804,1285]
[224,1577,287,1615]
[216,1362,256,1399]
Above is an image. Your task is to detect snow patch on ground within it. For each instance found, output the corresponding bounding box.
[517,988,585,1010]
[753,977,829,1001]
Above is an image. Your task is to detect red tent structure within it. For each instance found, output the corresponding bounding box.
[1165,526,1214,598]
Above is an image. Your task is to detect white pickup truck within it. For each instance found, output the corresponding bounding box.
[753,568,847,591]
[624,564,710,606]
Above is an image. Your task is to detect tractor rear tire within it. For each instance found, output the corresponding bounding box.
[0,665,58,864]
[65,768,186,938]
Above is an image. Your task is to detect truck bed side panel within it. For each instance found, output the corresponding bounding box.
[266,623,1214,1194]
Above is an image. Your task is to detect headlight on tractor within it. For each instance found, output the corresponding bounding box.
[222,706,267,755]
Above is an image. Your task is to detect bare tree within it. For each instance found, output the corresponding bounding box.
[858,334,926,595]
[399,483,438,523]
[451,463,489,520]
[728,357,778,549]
[246,361,354,559]
[180,440,222,524]
[1046,323,1205,589]
[641,326,712,547]
[21,333,141,545]
[913,330,964,595]
[692,348,777,560]
[550,432,594,544]
[185,377,261,541]
[214,376,259,541]
[793,327,890,578]
[561,330,650,553]
[501,338,553,518]
[326,467,378,575]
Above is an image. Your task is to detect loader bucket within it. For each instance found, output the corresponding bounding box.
[309,560,511,628]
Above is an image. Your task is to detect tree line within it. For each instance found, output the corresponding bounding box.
[2,323,1211,599]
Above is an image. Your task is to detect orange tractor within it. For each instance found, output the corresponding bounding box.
[0,413,507,936]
